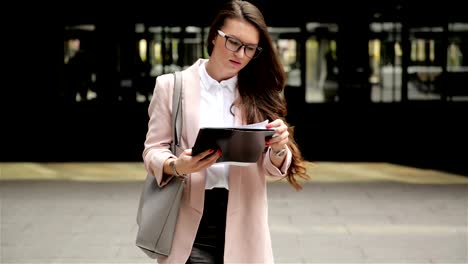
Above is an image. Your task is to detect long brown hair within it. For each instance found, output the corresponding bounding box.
[207,0,310,190]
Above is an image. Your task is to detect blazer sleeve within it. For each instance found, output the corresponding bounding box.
[262,145,292,178]
[142,74,177,187]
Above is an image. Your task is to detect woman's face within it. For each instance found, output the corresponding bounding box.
[210,18,260,80]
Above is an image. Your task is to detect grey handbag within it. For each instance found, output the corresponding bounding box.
[136,71,185,259]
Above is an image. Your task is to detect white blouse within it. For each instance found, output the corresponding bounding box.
[198,61,238,190]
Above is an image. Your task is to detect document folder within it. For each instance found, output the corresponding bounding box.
[192,127,275,165]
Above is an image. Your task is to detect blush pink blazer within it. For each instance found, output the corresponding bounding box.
[143,58,292,263]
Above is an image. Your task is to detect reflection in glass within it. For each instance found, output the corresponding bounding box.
[305,23,338,103]
[63,25,96,102]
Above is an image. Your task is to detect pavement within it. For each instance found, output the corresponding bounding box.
[1,162,467,264]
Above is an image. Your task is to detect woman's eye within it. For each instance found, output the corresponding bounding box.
[228,39,242,46]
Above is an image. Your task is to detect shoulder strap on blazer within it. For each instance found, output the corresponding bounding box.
[171,71,183,153]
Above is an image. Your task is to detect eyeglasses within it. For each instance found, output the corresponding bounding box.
[217,30,262,59]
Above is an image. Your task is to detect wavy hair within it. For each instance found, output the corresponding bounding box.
[207,0,310,190]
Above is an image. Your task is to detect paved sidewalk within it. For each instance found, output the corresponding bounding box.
[1,179,467,264]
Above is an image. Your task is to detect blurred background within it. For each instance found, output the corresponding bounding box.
[3,0,468,176]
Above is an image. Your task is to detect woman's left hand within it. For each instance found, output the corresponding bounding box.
[266,119,289,154]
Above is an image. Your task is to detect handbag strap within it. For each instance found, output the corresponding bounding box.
[171,71,182,153]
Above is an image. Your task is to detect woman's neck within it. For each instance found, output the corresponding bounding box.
[205,60,235,82]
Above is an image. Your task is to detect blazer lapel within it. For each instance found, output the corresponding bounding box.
[182,65,201,148]
[183,60,205,213]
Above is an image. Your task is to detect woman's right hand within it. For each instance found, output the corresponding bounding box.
[174,148,222,175]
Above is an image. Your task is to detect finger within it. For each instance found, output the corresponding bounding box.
[272,132,289,145]
[266,119,283,129]
[196,149,221,169]
[271,140,288,153]
[177,149,192,159]
[275,122,288,132]
[279,137,289,146]
[194,148,216,160]
[271,131,289,144]
[209,149,222,162]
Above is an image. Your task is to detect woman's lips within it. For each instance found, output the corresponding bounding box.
[229,59,241,67]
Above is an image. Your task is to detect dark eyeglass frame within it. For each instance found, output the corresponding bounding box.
[217,30,263,59]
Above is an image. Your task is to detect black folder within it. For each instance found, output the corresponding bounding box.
[191,127,275,164]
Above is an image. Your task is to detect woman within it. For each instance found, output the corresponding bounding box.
[143,0,309,263]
